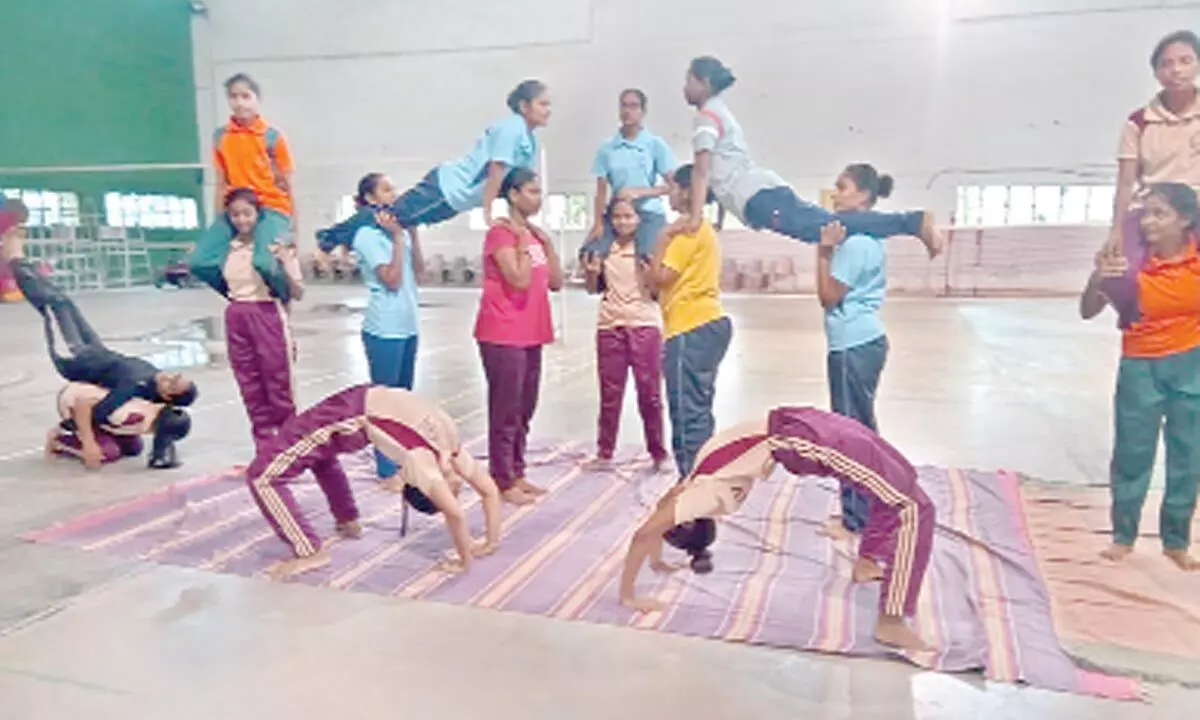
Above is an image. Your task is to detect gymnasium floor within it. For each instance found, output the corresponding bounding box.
[0,285,1192,719]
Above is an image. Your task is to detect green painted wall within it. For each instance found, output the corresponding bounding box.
[0,0,201,242]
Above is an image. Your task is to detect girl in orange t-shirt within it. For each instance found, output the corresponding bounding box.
[1080,182,1200,570]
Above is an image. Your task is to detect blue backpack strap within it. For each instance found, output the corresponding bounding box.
[264,126,280,161]
[263,126,291,193]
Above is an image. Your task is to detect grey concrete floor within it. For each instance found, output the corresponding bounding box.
[0,285,1192,719]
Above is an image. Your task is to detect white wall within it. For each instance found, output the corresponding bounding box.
[191,0,1199,254]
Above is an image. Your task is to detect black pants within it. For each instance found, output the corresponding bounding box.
[316,168,459,252]
[664,317,733,477]
[10,259,99,361]
[827,335,889,532]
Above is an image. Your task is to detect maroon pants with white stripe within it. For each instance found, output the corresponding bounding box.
[767,406,935,618]
[596,326,666,461]
[245,386,369,558]
[225,301,297,454]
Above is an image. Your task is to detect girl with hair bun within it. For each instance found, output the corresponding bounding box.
[350,172,426,484]
[474,168,564,506]
[679,56,942,259]
[317,80,551,252]
[815,163,896,539]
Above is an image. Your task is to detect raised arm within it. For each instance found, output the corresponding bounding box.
[410,227,426,279]
[686,152,713,233]
[491,226,533,290]
[538,229,564,291]
[364,216,408,292]
[815,223,850,310]
[1109,158,1139,248]
[589,177,609,242]
[481,162,509,226]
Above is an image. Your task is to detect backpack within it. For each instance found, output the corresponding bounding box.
[213,125,290,193]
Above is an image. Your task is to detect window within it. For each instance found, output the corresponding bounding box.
[1,188,82,227]
[954,184,1115,227]
[467,193,590,231]
[336,196,357,222]
[104,193,200,230]
[664,202,745,230]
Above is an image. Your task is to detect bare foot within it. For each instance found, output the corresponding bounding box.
[874,615,930,652]
[336,520,363,540]
[852,557,884,583]
[650,559,685,574]
[517,477,547,496]
[1163,549,1200,571]
[651,456,672,475]
[621,595,667,613]
[379,475,405,493]
[582,456,614,471]
[502,487,535,506]
[266,550,331,581]
[818,516,854,542]
[472,540,498,558]
[1100,543,1134,562]
[919,213,944,260]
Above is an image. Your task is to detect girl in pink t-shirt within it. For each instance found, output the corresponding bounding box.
[473,168,564,505]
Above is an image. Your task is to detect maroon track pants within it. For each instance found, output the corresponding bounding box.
[595,325,666,461]
[478,342,542,491]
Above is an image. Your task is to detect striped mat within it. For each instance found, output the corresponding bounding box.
[25,440,1140,700]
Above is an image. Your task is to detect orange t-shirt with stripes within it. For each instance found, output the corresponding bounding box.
[1122,243,1200,358]
[213,116,295,217]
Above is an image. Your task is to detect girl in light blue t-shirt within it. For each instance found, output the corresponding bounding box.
[814,163,894,539]
[351,173,425,482]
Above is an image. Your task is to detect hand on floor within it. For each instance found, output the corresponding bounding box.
[436,557,467,574]
[472,539,498,558]
[621,595,666,613]
[649,559,685,574]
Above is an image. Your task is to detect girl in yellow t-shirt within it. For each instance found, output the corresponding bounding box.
[647,164,732,478]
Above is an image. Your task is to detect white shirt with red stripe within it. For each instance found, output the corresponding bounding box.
[57,382,160,436]
[363,386,480,494]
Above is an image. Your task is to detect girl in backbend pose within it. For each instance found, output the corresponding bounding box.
[351,173,426,484]
[678,56,942,258]
[815,164,897,538]
[474,168,564,505]
[317,80,551,251]
[1102,30,1200,326]
[619,406,936,652]
[647,164,731,478]
[191,73,300,302]
[1081,183,1200,571]
[245,385,503,580]
[582,196,668,472]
